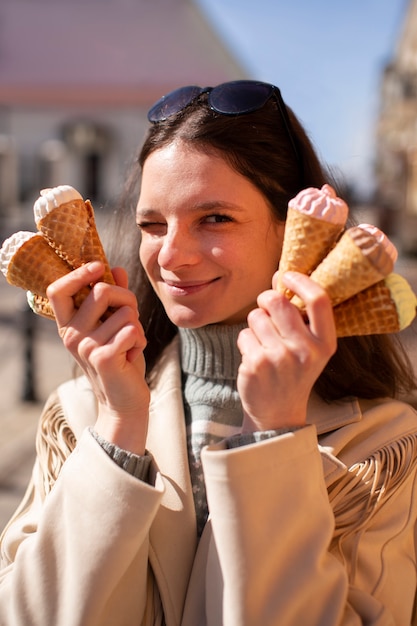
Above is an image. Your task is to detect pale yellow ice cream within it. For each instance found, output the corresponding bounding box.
[385,273,417,330]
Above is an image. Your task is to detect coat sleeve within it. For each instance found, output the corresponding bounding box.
[201,423,417,626]
[0,396,165,626]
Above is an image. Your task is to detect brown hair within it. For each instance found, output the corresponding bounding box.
[106,91,416,401]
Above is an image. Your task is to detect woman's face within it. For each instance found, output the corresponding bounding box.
[137,140,285,328]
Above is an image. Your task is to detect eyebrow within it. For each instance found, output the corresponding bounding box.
[136,201,245,218]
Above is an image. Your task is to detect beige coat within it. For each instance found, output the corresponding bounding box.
[1,336,417,625]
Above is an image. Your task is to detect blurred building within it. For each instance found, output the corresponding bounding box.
[0,0,247,224]
[375,0,417,253]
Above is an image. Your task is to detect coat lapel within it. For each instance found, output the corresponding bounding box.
[146,338,198,625]
[60,337,365,621]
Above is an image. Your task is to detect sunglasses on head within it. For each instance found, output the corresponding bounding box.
[147,80,301,167]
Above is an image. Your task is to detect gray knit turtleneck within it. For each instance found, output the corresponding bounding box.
[179,324,246,536]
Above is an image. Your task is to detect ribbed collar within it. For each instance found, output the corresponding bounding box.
[179,324,246,381]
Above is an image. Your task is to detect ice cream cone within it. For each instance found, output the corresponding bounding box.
[1,186,117,322]
[333,273,416,337]
[3,232,73,297]
[276,185,348,296]
[36,196,114,285]
[277,209,343,291]
[333,282,400,337]
[27,292,56,320]
[334,281,397,336]
[1,231,93,321]
[291,226,396,310]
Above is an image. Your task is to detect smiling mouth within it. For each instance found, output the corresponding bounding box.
[163,278,219,295]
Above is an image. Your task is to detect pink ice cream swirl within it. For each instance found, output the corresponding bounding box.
[288,184,348,226]
[350,223,398,275]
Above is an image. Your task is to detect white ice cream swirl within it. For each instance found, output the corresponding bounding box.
[0,231,37,276]
[33,185,83,224]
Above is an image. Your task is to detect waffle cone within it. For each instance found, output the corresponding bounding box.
[28,293,56,320]
[276,209,343,294]
[6,234,74,297]
[28,287,91,321]
[291,230,388,309]
[37,198,114,285]
[333,281,401,337]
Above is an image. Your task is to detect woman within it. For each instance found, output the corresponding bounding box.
[1,80,417,625]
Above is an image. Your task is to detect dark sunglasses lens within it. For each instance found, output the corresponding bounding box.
[148,85,204,122]
[209,81,274,115]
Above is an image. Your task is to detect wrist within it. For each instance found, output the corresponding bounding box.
[94,406,149,456]
[90,428,152,481]
[241,408,307,434]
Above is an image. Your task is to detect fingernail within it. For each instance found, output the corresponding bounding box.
[86,261,103,273]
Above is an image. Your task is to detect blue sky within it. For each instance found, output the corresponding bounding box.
[195,0,410,196]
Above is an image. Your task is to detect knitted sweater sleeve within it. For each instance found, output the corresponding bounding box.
[89,428,152,481]
[226,427,301,449]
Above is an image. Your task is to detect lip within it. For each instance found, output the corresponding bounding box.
[162,278,219,296]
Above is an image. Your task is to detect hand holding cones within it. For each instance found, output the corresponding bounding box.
[0,186,114,320]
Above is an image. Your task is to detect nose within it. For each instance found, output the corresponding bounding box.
[157,224,201,270]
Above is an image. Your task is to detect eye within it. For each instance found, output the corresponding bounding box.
[136,221,153,230]
[136,221,167,235]
[203,214,234,224]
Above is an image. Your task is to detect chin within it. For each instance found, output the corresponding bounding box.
[167,310,211,329]
[171,311,249,329]
[166,307,224,329]
[165,300,252,328]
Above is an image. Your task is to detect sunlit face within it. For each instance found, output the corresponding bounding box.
[137,140,285,328]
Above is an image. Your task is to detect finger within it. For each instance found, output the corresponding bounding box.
[111,266,129,289]
[82,303,144,355]
[83,316,146,373]
[245,304,285,348]
[47,261,105,327]
[237,326,263,357]
[271,270,280,291]
[107,321,146,364]
[282,272,336,344]
[64,280,139,335]
[256,289,306,341]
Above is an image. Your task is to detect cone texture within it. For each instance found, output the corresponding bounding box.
[6,235,73,297]
[291,230,389,309]
[276,209,343,294]
[28,288,90,320]
[333,281,401,337]
[38,198,114,285]
[28,294,56,320]
[1,188,115,321]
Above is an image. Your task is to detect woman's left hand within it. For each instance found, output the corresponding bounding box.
[47,262,150,454]
[237,271,337,433]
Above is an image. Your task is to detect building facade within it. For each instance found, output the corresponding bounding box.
[0,0,247,227]
[375,0,417,253]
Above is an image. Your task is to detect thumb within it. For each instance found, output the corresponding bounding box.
[111,266,129,289]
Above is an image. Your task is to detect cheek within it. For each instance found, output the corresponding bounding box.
[139,240,158,277]
[139,241,145,264]
[139,240,158,268]
[265,224,285,269]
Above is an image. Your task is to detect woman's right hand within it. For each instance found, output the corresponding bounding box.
[47,261,150,455]
[237,271,337,433]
